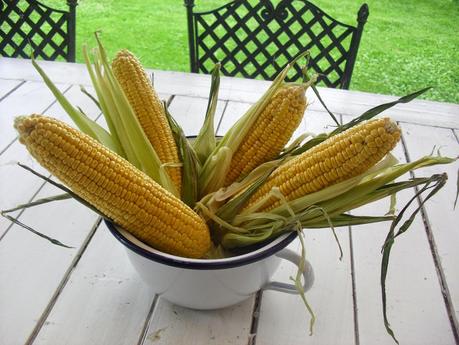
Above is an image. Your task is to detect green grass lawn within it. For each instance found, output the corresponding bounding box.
[47,0,459,103]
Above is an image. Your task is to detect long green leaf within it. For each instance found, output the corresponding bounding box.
[164,103,200,206]
[32,57,122,155]
[193,63,220,165]
[380,173,447,344]
[332,87,431,136]
[1,193,71,213]
[0,213,73,248]
[82,45,124,157]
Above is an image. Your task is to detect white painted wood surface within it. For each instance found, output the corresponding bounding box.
[401,123,459,321]
[33,222,155,345]
[0,59,458,345]
[0,183,99,345]
[346,131,456,345]
[1,58,458,128]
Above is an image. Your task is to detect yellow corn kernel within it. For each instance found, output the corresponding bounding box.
[244,117,401,212]
[111,50,182,195]
[224,84,307,186]
[15,115,210,258]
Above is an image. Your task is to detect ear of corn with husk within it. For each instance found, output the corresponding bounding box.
[111,49,182,195]
[14,114,210,258]
[198,53,315,196]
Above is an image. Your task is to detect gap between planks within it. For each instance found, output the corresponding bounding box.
[25,217,103,345]
[136,296,160,345]
[399,127,459,344]
[0,80,26,102]
[348,227,360,345]
[398,120,459,131]
[453,130,459,144]
[248,291,263,345]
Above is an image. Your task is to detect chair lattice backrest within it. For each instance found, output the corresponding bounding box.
[185,0,369,89]
[0,0,77,62]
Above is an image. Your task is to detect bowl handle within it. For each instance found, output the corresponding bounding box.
[262,248,314,294]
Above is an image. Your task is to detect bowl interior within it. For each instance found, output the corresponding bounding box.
[105,220,297,269]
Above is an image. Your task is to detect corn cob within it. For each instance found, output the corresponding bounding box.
[111,50,182,195]
[15,115,210,258]
[244,117,401,212]
[224,84,307,186]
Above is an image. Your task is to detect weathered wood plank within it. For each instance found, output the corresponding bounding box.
[351,202,455,344]
[2,58,458,128]
[0,80,69,153]
[0,184,99,345]
[256,231,355,345]
[0,58,90,84]
[255,111,356,345]
[33,222,154,345]
[141,299,255,345]
[401,123,459,322]
[316,90,459,129]
[348,118,455,344]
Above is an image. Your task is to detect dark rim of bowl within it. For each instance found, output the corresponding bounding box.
[105,219,297,270]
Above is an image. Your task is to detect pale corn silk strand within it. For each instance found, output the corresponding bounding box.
[14,115,211,258]
[270,188,316,335]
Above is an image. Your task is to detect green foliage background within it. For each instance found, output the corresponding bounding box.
[47,0,459,103]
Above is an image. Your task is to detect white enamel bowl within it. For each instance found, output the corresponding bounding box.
[106,220,314,310]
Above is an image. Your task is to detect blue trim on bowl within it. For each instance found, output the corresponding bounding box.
[105,219,297,270]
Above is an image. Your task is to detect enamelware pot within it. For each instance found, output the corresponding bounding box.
[106,220,314,310]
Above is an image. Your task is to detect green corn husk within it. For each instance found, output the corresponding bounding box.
[32,58,122,155]
[164,103,200,207]
[193,63,221,165]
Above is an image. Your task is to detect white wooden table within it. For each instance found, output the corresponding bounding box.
[0,57,458,345]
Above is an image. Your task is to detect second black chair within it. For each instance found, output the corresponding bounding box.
[185,0,369,89]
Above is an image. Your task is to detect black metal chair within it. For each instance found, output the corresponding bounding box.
[0,0,77,62]
[185,0,369,89]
